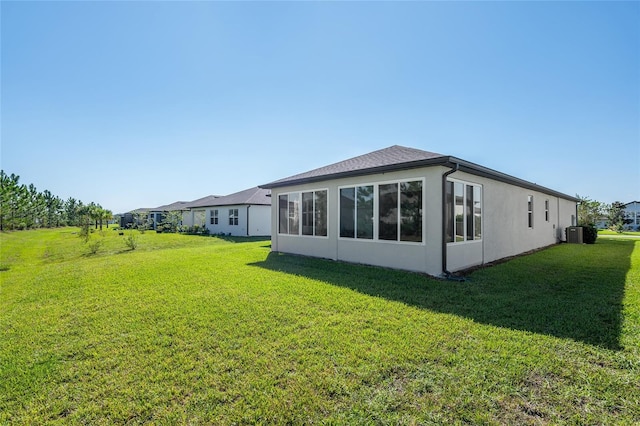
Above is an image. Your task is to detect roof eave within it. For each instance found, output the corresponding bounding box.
[261,155,578,202]
[260,157,449,189]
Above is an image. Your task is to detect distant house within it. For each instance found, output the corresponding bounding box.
[147,201,190,230]
[185,187,271,237]
[623,201,640,231]
[261,145,578,276]
[181,195,220,228]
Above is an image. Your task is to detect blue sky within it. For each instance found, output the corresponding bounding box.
[2,1,638,213]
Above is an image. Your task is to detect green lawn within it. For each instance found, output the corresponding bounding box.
[599,229,640,237]
[1,228,639,424]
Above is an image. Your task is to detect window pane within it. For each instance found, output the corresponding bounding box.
[474,186,482,240]
[455,182,464,242]
[379,183,398,240]
[315,190,327,236]
[340,188,355,238]
[528,195,533,228]
[400,181,422,242]
[466,185,474,241]
[545,199,549,222]
[289,193,299,234]
[356,186,374,239]
[445,181,454,243]
[279,195,288,233]
[302,192,314,235]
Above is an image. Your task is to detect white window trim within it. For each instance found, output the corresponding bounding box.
[338,177,426,245]
[277,188,329,239]
[446,178,483,246]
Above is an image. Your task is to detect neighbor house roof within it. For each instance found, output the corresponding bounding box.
[182,195,221,209]
[150,201,191,212]
[261,145,578,202]
[187,187,270,208]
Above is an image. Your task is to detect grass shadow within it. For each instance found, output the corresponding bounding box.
[250,238,635,350]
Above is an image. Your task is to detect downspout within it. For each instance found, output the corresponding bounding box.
[442,162,459,277]
[247,205,251,236]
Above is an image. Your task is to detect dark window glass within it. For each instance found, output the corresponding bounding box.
[455,182,464,242]
[378,183,398,240]
[474,186,482,240]
[445,181,454,243]
[400,181,422,242]
[315,190,327,237]
[302,192,314,235]
[528,195,533,228]
[278,195,288,234]
[466,185,474,241]
[288,193,299,234]
[545,200,549,222]
[229,209,238,226]
[356,186,374,239]
[340,188,355,238]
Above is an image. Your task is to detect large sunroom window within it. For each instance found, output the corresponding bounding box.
[279,190,327,236]
[340,180,423,243]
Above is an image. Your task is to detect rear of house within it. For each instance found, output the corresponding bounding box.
[261,145,577,276]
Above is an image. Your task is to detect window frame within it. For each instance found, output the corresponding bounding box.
[544,199,549,222]
[210,209,218,225]
[229,208,239,226]
[445,178,482,245]
[277,189,328,238]
[528,195,534,229]
[338,178,425,245]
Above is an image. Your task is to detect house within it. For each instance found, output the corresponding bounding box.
[623,201,640,231]
[260,145,578,276]
[147,201,190,230]
[185,187,271,237]
[181,195,220,228]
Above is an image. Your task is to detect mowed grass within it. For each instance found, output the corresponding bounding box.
[1,229,639,424]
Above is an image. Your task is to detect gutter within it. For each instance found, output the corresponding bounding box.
[442,162,459,277]
[247,205,250,236]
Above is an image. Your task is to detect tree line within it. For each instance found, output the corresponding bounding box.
[577,195,631,232]
[0,170,113,231]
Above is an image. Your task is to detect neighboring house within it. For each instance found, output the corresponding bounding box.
[623,201,640,231]
[182,195,220,228]
[147,201,190,230]
[261,145,578,277]
[120,208,151,229]
[185,187,271,237]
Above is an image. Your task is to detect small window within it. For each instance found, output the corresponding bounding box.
[544,200,549,222]
[229,208,239,226]
[528,196,534,228]
[210,209,218,225]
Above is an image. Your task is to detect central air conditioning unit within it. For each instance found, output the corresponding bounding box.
[567,226,583,244]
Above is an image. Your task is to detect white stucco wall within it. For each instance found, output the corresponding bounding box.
[271,167,445,275]
[198,204,271,237]
[269,166,576,276]
[444,170,576,272]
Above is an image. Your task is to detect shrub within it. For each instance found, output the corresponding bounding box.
[570,223,598,244]
[581,224,598,244]
[88,239,102,255]
[124,233,138,250]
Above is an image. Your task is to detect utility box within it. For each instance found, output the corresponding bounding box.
[567,226,584,244]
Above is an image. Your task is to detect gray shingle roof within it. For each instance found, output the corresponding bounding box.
[260,144,578,202]
[182,195,220,209]
[187,187,271,208]
[261,145,446,188]
[150,201,190,212]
